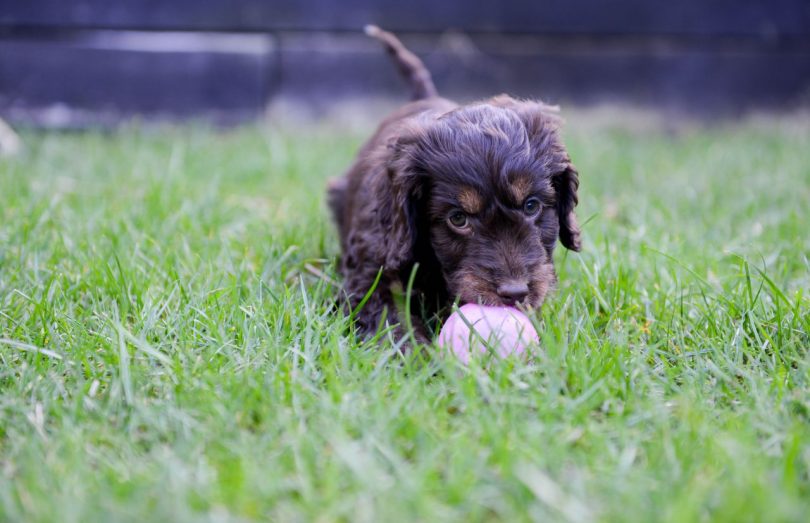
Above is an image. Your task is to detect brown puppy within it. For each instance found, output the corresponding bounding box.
[328,26,581,344]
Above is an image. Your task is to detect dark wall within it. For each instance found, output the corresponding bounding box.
[4,0,807,35]
[2,1,809,124]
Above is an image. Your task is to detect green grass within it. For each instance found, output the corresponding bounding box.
[0,113,808,522]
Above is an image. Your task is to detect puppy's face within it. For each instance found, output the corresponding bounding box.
[428,172,558,307]
[395,101,580,308]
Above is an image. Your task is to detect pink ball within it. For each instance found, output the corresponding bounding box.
[438,304,539,363]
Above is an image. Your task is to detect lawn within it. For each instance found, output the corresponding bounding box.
[0,112,808,522]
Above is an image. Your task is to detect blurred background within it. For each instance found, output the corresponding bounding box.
[1,0,809,127]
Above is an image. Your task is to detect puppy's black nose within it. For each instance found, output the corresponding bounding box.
[497,281,529,305]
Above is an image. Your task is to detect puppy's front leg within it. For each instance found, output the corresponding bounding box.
[342,265,430,348]
[342,263,396,338]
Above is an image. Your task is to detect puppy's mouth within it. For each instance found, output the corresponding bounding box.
[452,270,552,309]
[460,291,536,309]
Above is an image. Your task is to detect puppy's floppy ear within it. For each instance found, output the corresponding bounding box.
[554,163,581,251]
[488,94,581,251]
[371,127,426,270]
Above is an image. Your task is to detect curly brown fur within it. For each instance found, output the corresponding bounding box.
[328,27,581,346]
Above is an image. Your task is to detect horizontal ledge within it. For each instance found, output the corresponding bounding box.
[0,30,276,54]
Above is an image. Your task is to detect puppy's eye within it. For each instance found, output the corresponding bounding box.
[523,197,542,216]
[448,210,469,228]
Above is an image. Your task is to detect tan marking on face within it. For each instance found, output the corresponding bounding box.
[528,263,556,307]
[509,176,533,205]
[458,187,483,214]
[456,271,500,306]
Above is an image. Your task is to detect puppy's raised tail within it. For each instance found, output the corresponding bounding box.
[365,25,438,100]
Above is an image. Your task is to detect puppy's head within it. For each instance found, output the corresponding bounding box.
[380,96,580,308]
